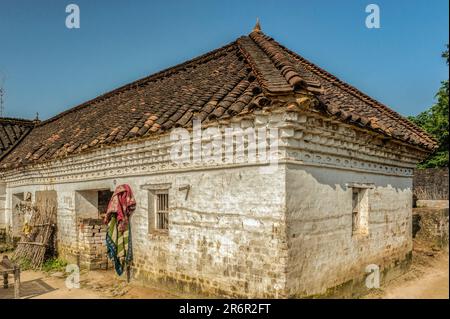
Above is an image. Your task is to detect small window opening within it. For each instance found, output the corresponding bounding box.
[155,192,169,230]
[142,183,171,235]
[75,189,113,220]
[351,187,369,235]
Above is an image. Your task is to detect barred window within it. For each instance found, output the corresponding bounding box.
[155,192,169,230]
[142,183,171,235]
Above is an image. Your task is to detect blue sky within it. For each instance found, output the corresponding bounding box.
[0,0,448,120]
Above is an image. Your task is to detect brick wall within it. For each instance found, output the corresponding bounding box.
[413,207,449,249]
[413,168,449,200]
[77,218,108,270]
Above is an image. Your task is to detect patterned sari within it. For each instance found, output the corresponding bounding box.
[104,184,136,277]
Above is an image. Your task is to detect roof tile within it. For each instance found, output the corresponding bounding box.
[0,30,437,169]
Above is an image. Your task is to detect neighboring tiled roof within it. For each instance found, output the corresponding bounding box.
[0,117,35,161]
[0,28,437,169]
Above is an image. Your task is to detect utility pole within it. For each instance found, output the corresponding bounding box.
[0,86,4,117]
[0,75,5,117]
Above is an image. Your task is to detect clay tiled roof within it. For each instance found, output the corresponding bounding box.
[0,117,35,161]
[0,27,437,169]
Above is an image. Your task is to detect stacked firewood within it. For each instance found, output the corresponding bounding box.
[12,198,57,269]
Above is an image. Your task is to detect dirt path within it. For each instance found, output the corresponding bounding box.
[27,253,449,299]
[383,253,448,299]
[0,267,205,299]
[365,251,449,299]
[2,248,447,299]
[30,269,205,299]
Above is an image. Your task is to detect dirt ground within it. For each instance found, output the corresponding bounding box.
[0,267,205,299]
[364,244,449,299]
[1,245,448,299]
[379,253,448,299]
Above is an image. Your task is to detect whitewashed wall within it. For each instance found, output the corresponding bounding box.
[0,103,427,297]
[285,164,413,297]
[3,165,286,297]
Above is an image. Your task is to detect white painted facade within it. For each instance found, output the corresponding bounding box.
[0,100,428,297]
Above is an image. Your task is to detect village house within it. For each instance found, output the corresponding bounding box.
[0,23,437,298]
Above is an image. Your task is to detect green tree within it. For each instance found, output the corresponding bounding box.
[409,45,449,168]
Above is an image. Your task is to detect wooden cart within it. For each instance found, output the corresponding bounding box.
[0,256,20,299]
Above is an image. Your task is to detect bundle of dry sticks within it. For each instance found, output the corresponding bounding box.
[12,198,57,269]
